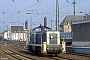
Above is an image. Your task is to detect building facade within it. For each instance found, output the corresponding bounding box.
[4,26,29,41]
[4,30,8,40]
[72,20,90,46]
[60,15,90,32]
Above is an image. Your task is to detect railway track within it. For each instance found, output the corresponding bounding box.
[1,44,35,60]
[1,45,68,60]
[2,41,90,60]
[11,41,70,60]
[1,43,70,60]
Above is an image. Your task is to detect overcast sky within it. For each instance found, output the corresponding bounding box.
[0,0,89,31]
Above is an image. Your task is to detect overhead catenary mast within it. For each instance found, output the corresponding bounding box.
[29,10,33,32]
[73,0,76,21]
[56,0,59,31]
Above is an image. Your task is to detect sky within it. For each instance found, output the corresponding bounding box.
[0,0,89,31]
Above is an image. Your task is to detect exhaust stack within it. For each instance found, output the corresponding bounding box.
[44,17,47,27]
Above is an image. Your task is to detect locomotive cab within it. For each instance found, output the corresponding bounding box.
[42,31,62,55]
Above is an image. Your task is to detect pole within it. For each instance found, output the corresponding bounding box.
[29,10,33,32]
[6,25,8,40]
[56,0,59,31]
[26,10,33,45]
[73,0,76,21]
[22,23,24,41]
[51,20,52,30]
[3,22,4,32]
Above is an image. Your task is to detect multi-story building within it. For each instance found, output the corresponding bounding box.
[4,30,8,40]
[10,26,24,40]
[60,14,90,32]
[4,26,29,41]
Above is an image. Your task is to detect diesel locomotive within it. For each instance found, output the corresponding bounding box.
[27,25,62,56]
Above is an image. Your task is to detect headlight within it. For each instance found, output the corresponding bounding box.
[47,48,50,50]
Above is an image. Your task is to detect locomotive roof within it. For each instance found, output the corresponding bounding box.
[32,25,51,32]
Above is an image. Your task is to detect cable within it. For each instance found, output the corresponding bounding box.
[31,0,88,20]
[77,0,87,3]
[0,0,29,8]
[0,0,88,23]
[0,0,44,23]
[19,0,44,12]
[66,0,69,3]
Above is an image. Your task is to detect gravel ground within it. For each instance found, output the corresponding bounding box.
[59,53,90,60]
[0,44,17,60]
[0,42,90,60]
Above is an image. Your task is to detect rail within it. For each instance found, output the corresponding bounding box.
[1,44,35,60]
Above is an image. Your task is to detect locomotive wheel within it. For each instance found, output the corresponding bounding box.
[55,53,58,57]
[37,51,41,54]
